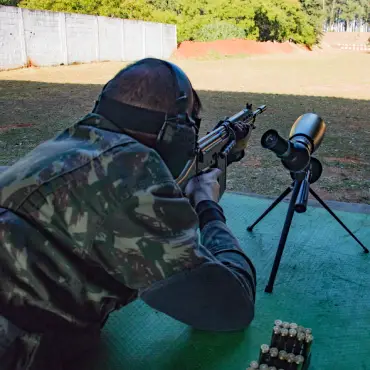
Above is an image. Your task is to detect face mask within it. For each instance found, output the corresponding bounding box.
[93,95,200,179]
[155,114,200,179]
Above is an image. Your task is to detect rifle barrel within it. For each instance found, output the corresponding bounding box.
[227,104,266,123]
[227,108,253,122]
[199,129,228,151]
[255,105,267,115]
[199,104,267,150]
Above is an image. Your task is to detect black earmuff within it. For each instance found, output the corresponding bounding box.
[155,60,200,159]
[92,81,110,113]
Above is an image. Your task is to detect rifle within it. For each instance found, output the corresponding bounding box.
[176,103,267,197]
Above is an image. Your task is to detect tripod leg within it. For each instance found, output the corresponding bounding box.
[265,180,302,293]
[309,189,369,253]
[247,187,292,231]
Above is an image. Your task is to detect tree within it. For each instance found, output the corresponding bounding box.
[196,21,246,41]
[340,0,368,29]
[324,0,369,29]
[0,0,21,5]
[147,0,178,12]
[299,0,325,40]
[251,0,318,44]
[17,0,322,45]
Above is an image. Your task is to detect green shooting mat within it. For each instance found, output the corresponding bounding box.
[71,193,370,370]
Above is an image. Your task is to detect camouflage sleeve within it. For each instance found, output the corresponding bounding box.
[0,166,9,175]
[139,216,257,332]
[101,144,256,331]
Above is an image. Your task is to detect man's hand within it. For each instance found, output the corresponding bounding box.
[185,169,222,207]
[234,122,249,146]
[227,122,249,164]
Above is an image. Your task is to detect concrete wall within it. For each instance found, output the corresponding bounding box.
[0,6,177,70]
[0,6,26,69]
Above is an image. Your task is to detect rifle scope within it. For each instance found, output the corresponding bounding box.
[261,113,326,172]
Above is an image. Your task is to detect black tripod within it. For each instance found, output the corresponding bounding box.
[247,157,369,293]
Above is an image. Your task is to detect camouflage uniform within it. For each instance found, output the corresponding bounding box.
[0,113,256,369]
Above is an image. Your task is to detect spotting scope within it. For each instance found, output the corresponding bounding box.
[261,113,326,173]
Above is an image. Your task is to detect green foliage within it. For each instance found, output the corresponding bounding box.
[196,21,246,42]
[299,0,325,40]
[324,0,369,26]
[17,0,360,46]
[19,0,155,18]
[249,0,319,44]
[147,0,178,12]
[0,0,21,5]
[337,0,366,23]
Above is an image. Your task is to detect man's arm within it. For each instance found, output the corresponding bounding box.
[0,166,9,175]
[195,199,256,302]
[108,144,256,331]
[138,193,256,332]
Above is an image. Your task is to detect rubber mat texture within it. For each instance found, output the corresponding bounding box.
[71,193,370,370]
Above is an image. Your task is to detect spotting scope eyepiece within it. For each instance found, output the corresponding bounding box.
[261,113,326,173]
[261,129,289,156]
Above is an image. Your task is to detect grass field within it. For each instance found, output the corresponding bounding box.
[0,52,369,203]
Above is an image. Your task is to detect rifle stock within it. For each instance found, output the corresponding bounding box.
[176,103,267,197]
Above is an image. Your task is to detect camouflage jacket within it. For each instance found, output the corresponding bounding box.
[0,114,256,370]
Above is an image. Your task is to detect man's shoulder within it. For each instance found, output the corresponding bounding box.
[108,141,173,182]
[0,114,153,208]
[79,113,173,178]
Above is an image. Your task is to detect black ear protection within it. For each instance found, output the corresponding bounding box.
[155,59,201,157]
[91,58,201,178]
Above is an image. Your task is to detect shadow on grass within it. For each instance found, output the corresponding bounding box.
[1,80,369,203]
